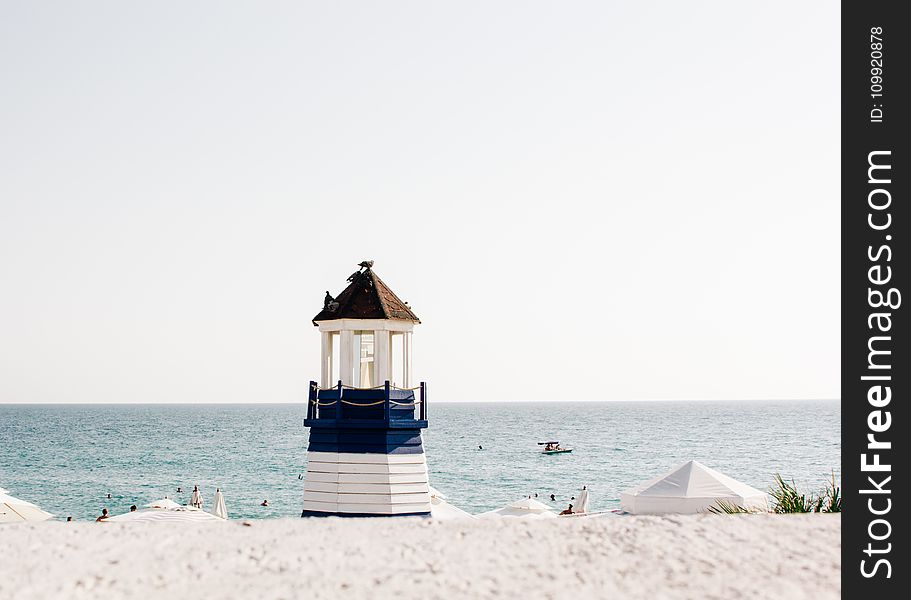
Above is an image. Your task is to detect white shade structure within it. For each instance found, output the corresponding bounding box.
[620,460,770,515]
[479,497,557,519]
[430,497,474,520]
[302,265,430,519]
[0,488,54,523]
[313,267,419,390]
[105,506,224,523]
[428,487,474,520]
[145,497,181,509]
[212,489,228,520]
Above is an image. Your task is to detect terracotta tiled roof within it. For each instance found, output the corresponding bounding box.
[312,268,420,325]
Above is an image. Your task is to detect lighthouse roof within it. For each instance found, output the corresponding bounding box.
[313,266,420,325]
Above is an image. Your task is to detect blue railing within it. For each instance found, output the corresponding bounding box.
[305,380,427,426]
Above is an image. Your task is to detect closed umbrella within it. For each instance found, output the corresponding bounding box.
[212,489,228,520]
[0,487,54,523]
[190,486,203,509]
[576,486,590,514]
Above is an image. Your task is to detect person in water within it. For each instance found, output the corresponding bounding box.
[261,499,269,507]
[177,487,182,493]
[130,505,137,512]
[106,493,112,499]
[96,508,109,522]
[559,504,574,515]
[478,445,483,450]
[550,494,556,502]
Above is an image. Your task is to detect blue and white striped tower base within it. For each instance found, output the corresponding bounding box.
[302,381,431,517]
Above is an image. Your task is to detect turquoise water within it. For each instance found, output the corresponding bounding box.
[0,401,840,521]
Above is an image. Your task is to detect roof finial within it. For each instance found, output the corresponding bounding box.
[358,260,374,270]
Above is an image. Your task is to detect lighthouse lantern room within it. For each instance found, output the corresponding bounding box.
[302,261,430,517]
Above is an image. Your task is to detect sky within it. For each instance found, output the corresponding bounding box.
[0,1,839,403]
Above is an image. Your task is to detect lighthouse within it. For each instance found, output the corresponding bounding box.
[302,262,431,517]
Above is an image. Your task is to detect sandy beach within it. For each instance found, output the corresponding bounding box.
[1,514,839,600]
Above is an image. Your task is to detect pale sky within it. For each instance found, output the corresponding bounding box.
[0,1,839,403]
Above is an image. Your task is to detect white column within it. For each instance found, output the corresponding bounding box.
[402,332,412,388]
[320,331,333,388]
[339,329,354,386]
[374,330,390,386]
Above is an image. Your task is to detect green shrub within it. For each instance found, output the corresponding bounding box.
[770,474,814,513]
[822,471,841,513]
[769,472,841,514]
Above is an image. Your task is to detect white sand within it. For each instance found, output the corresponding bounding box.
[1,514,839,600]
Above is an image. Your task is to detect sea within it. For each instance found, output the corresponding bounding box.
[0,400,840,521]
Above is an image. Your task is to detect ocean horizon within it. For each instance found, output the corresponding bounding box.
[1,399,840,521]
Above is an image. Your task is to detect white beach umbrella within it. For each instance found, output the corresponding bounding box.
[105,506,224,523]
[576,487,590,514]
[0,488,54,523]
[430,497,474,520]
[145,497,181,509]
[426,485,473,520]
[212,489,228,520]
[479,497,557,519]
[190,487,203,509]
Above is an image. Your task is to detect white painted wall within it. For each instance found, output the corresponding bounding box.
[303,451,431,515]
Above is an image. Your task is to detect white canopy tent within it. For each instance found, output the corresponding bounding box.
[0,487,54,523]
[620,460,769,515]
[479,497,556,519]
